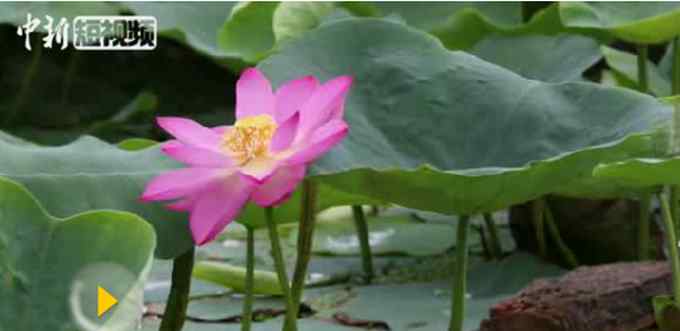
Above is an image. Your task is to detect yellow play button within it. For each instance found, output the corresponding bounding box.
[97,286,118,317]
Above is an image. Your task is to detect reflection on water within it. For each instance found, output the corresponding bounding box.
[222,239,242,248]
[324,229,396,252]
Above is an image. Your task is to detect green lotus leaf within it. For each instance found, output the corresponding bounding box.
[124,2,237,60]
[371,2,521,32]
[0,135,191,259]
[192,261,283,295]
[216,2,278,64]
[216,2,524,62]
[0,132,381,256]
[470,33,601,82]
[273,2,335,42]
[218,2,345,64]
[559,2,680,44]
[258,18,671,216]
[0,176,156,330]
[117,138,158,151]
[593,157,680,188]
[126,2,342,66]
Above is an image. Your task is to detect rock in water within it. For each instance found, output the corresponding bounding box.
[480,262,671,331]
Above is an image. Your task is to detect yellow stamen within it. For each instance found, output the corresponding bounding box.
[222,114,277,165]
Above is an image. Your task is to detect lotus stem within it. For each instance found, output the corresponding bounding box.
[448,215,470,331]
[159,247,194,331]
[531,199,547,258]
[638,192,652,260]
[672,188,680,239]
[264,207,296,328]
[670,38,680,157]
[672,38,680,95]
[658,192,680,305]
[370,205,379,216]
[483,213,503,259]
[241,226,255,331]
[285,180,318,331]
[637,44,649,94]
[544,201,579,268]
[477,222,491,260]
[352,205,375,282]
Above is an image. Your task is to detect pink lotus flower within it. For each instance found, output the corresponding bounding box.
[141,68,352,245]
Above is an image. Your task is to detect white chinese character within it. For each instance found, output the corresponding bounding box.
[43,16,69,50]
[16,13,40,51]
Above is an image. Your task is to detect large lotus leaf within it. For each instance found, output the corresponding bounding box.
[0,135,192,259]
[0,131,33,145]
[561,98,679,198]
[0,132,381,257]
[371,2,521,31]
[257,18,671,216]
[0,176,156,330]
[123,2,236,60]
[559,2,680,44]
[593,157,680,188]
[470,33,601,82]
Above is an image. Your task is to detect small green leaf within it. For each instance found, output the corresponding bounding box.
[559,2,680,43]
[594,157,680,188]
[218,2,279,63]
[273,2,335,42]
[117,138,158,151]
[193,261,282,296]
